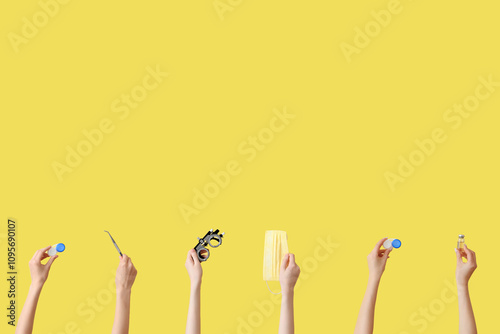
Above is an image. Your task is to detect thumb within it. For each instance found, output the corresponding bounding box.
[46,254,58,269]
[455,248,462,264]
[280,253,290,271]
[186,250,194,263]
[190,250,200,264]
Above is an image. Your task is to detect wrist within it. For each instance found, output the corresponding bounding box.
[282,289,294,301]
[116,287,132,297]
[368,274,382,284]
[280,284,295,295]
[190,280,201,290]
[29,282,44,292]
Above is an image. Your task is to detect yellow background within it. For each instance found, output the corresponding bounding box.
[1,0,499,333]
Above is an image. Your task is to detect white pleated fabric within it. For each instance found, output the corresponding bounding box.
[263,230,289,281]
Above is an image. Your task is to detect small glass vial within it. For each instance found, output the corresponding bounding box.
[457,235,465,257]
[383,238,401,249]
[47,243,65,256]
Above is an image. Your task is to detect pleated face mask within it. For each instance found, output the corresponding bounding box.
[263,230,289,281]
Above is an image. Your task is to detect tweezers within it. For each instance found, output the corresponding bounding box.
[104,230,123,256]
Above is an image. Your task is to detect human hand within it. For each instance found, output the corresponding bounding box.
[28,246,58,287]
[280,253,300,292]
[185,249,202,287]
[455,244,477,288]
[115,254,137,292]
[367,238,392,280]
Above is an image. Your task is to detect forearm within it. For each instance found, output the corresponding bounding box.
[15,283,43,334]
[354,275,380,334]
[458,284,477,334]
[112,289,132,334]
[186,283,201,334]
[278,287,294,334]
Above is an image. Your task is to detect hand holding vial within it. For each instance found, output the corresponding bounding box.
[455,243,477,288]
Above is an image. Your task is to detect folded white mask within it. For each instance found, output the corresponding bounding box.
[263,230,288,281]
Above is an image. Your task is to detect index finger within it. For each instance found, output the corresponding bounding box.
[463,245,473,261]
[464,245,476,264]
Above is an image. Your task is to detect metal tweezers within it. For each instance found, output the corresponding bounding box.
[104,230,123,256]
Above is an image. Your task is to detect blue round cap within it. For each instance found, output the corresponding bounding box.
[56,243,65,252]
[392,239,401,248]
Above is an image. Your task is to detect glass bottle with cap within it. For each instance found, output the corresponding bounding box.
[47,243,65,256]
[457,235,465,257]
[383,238,401,249]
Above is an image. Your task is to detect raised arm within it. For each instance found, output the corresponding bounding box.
[279,253,300,334]
[185,249,203,334]
[456,244,477,334]
[353,238,392,334]
[112,254,137,334]
[16,246,58,334]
